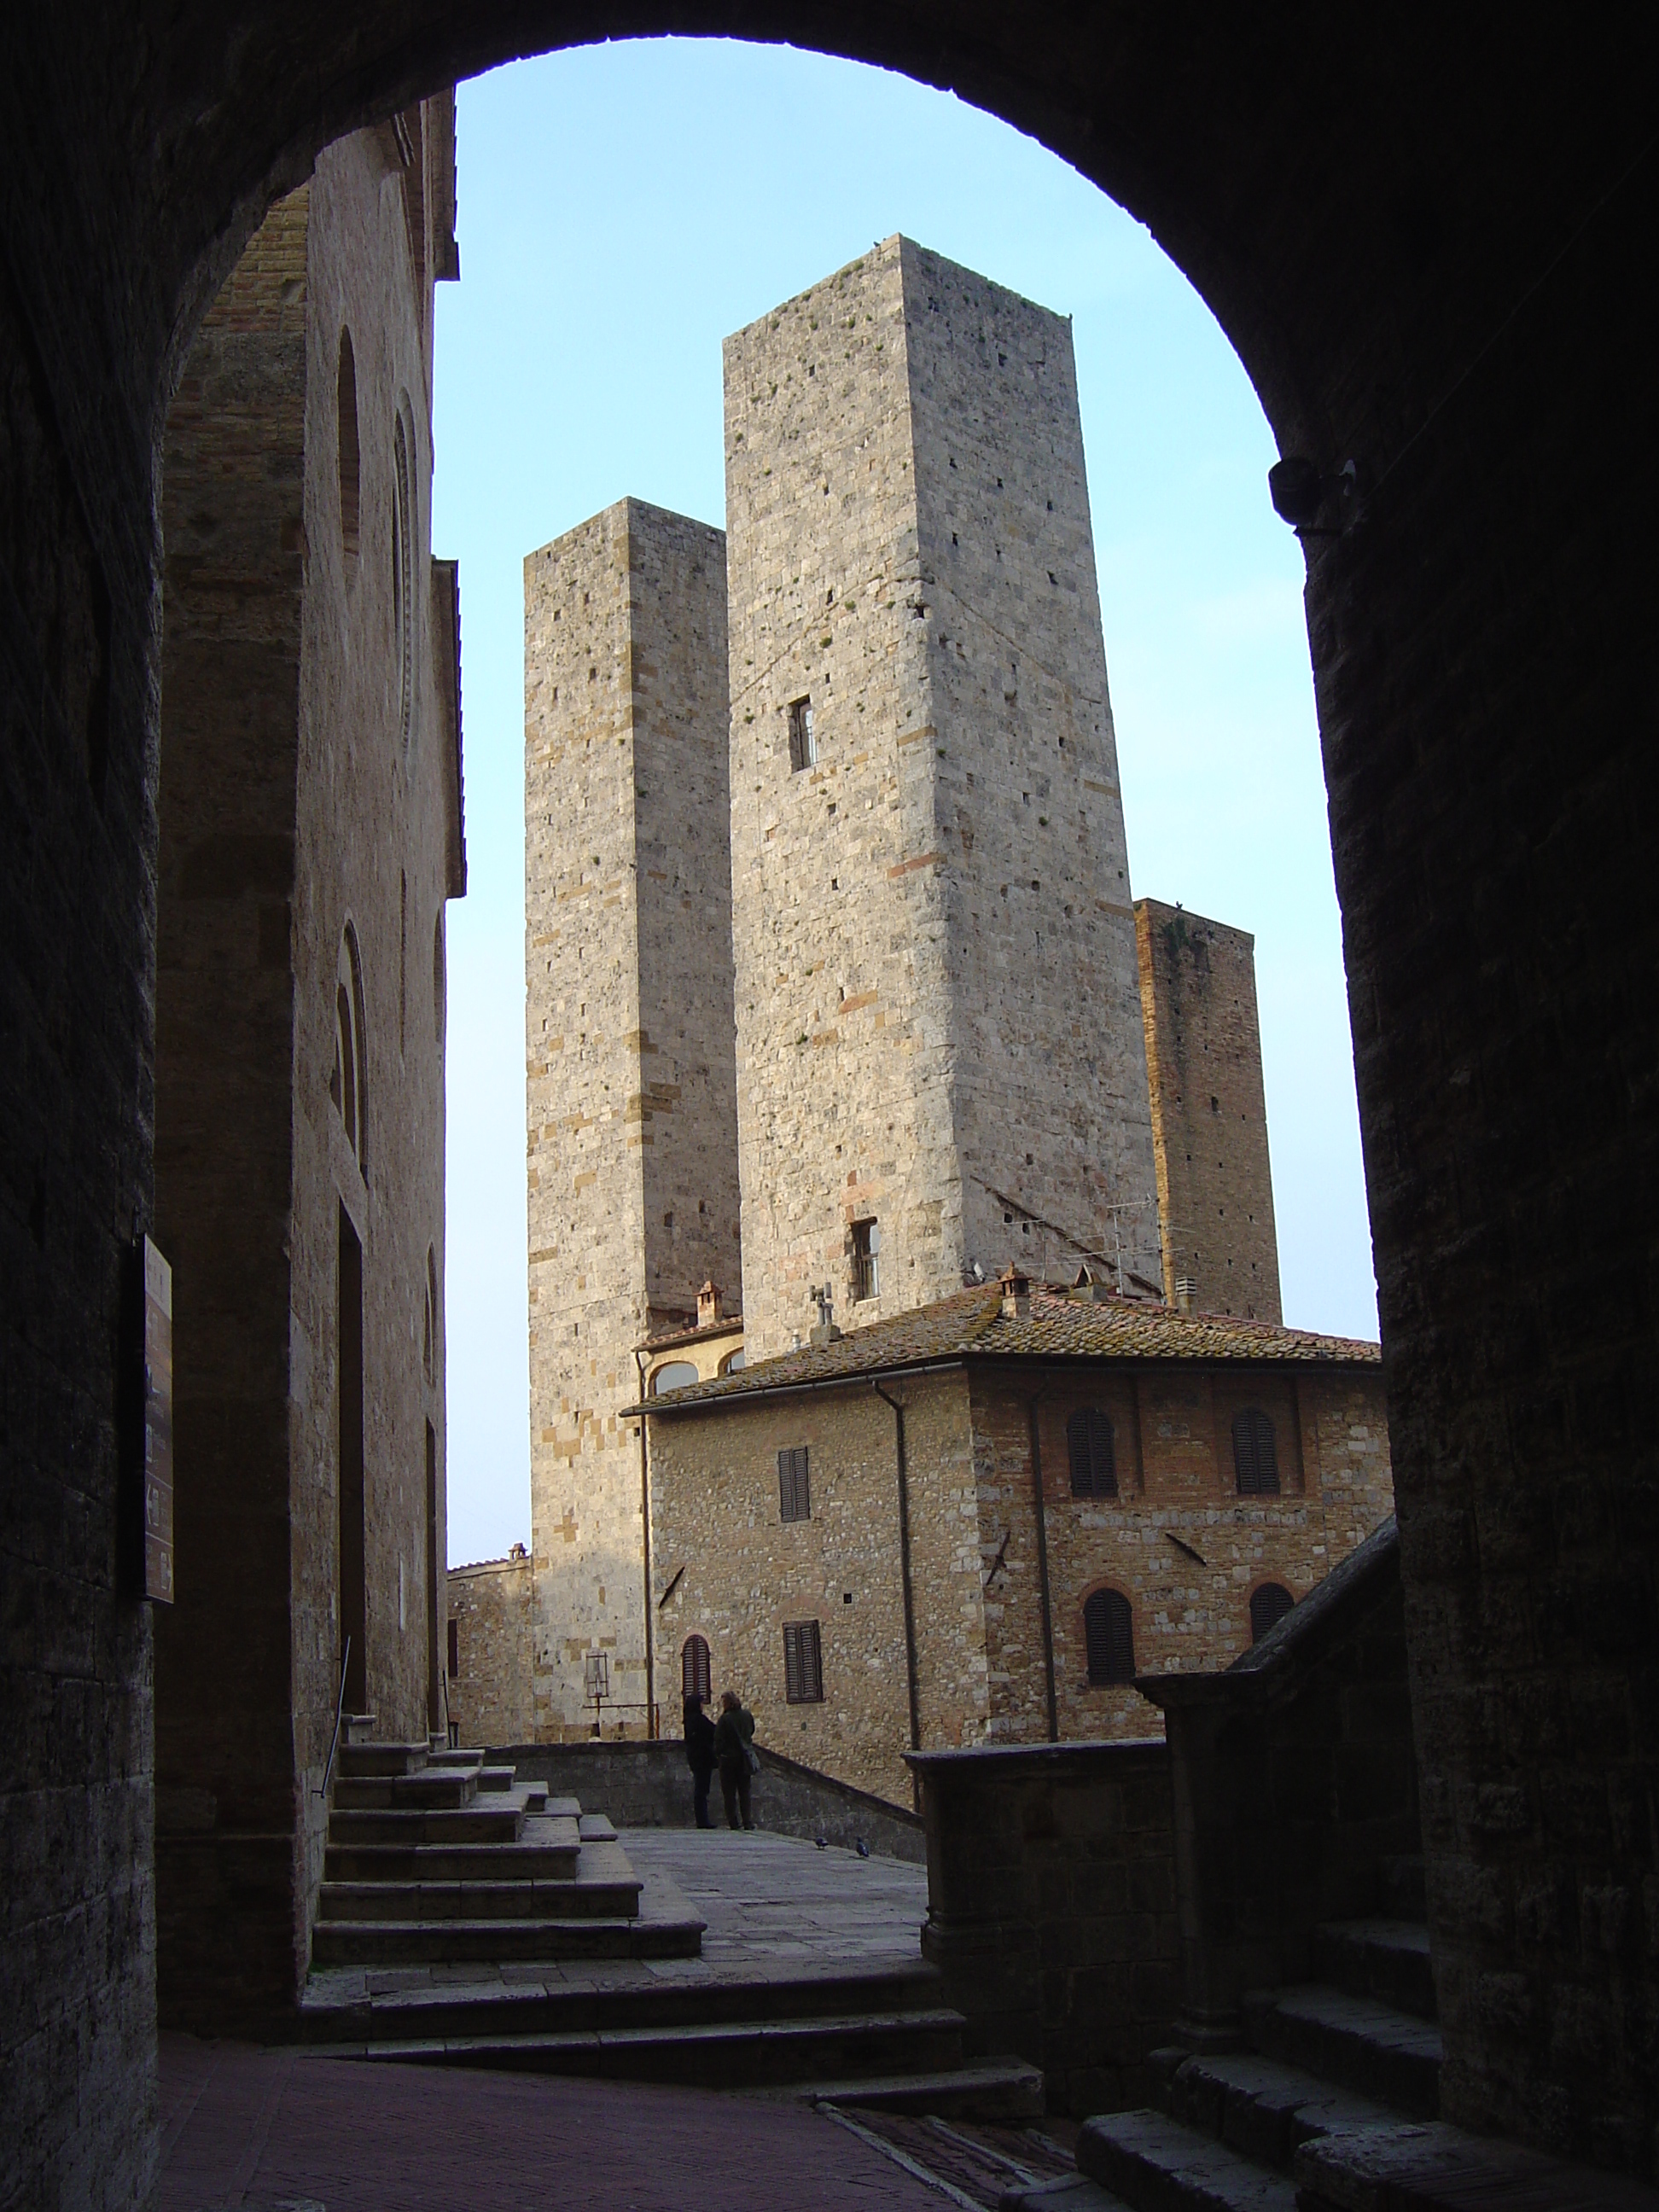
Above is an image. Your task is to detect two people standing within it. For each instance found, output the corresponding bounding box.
[683,1686,756,1831]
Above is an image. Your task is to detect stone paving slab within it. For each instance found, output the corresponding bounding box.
[157,2034,949,2210]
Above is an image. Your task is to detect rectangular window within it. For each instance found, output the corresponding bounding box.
[446,1617,459,1679]
[783,1619,824,1703]
[778,1445,811,1523]
[853,1219,880,1302]
[788,696,816,773]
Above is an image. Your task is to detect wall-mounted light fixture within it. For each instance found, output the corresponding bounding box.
[1268,456,1357,537]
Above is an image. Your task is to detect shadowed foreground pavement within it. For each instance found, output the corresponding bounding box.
[157,2034,948,2210]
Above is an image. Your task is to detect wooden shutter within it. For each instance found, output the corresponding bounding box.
[1232,1408,1280,1495]
[783,1620,824,1703]
[777,1445,810,1522]
[1249,1583,1295,1644]
[1084,1589,1135,1684]
[1066,1407,1117,1498]
[681,1633,712,1701]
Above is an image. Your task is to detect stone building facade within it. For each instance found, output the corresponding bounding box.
[724,238,1161,1359]
[446,1548,534,1746]
[522,498,740,1738]
[1136,899,1281,1321]
[639,1277,1391,1805]
[152,102,463,2027]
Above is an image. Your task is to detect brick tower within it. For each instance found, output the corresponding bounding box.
[724,237,1161,1357]
[523,498,739,1737]
[1135,898,1282,1321]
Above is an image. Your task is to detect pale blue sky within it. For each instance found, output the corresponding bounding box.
[433,38,1377,1569]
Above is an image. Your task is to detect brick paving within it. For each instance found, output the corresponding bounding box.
[157,2033,948,2210]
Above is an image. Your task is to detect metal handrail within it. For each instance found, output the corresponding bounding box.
[316,1636,351,1799]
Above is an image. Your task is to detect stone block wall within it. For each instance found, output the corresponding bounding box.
[446,1552,533,1746]
[723,238,1158,1359]
[523,498,736,1738]
[1136,899,1281,1320]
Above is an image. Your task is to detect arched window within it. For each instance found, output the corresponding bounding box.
[392,401,415,750]
[422,1244,438,1385]
[1084,1588,1136,1685]
[330,924,367,1167]
[681,1634,711,1703]
[1250,1582,1295,1643]
[653,1360,698,1395]
[336,328,359,569]
[1232,1408,1279,1495]
[719,1349,746,1376]
[1068,1407,1117,1498]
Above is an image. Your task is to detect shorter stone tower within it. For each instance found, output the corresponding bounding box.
[524,498,739,1738]
[1135,898,1281,1321]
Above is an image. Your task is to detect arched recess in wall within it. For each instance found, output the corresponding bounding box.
[391,393,416,753]
[331,923,368,1170]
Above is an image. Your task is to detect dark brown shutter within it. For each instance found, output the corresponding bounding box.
[778,1446,810,1522]
[1067,1407,1117,1498]
[1084,1589,1135,1684]
[681,1633,712,1701]
[783,1620,824,1703]
[1232,1408,1280,1495]
[1249,1583,1295,1644]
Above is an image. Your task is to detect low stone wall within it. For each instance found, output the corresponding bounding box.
[491,1738,926,1862]
[909,1738,1180,2117]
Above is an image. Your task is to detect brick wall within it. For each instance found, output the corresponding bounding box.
[1136,899,1281,1320]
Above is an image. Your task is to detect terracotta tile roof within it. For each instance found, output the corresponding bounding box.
[634,1284,1378,1413]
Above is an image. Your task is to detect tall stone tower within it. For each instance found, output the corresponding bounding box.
[523,498,739,1737]
[724,237,1161,1357]
[1135,898,1282,1321]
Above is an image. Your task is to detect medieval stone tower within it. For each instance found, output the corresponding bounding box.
[523,498,739,1737]
[724,237,1161,1357]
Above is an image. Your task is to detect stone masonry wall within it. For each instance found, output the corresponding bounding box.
[723,238,1158,1360]
[970,1364,1393,1745]
[1136,898,1281,1321]
[524,498,735,1739]
[447,1554,533,1747]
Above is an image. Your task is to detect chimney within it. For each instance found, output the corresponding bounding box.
[999,1265,1032,1319]
[697,1280,721,1327]
[1174,1274,1196,1316]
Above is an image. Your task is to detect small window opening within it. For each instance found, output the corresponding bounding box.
[1084,1588,1135,1685]
[1067,1407,1118,1499]
[853,1219,880,1302]
[336,329,360,569]
[422,1244,438,1385]
[1250,1582,1295,1643]
[783,1619,824,1703]
[778,1446,811,1523]
[446,1618,458,1679]
[1232,1408,1280,1496]
[681,1633,712,1703]
[789,696,816,773]
[392,405,415,750]
[332,925,367,1168]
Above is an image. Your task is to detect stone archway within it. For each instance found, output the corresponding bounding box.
[1,11,1653,2203]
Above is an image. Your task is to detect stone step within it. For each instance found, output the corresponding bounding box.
[317,1875,643,1924]
[323,1832,581,1885]
[326,1801,524,1847]
[341,2005,969,2090]
[425,1746,486,1773]
[1079,2109,1298,2210]
[806,2057,1045,2121]
[475,1765,518,1793]
[1294,2116,1659,2211]
[335,1740,432,1779]
[1164,2048,1397,2168]
[1243,1984,1441,2120]
[1312,1918,1436,2022]
[332,1769,480,1812]
[1000,2176,1132,2212]
[309,1911,701,1966]
[300,1961,946,2047]
[578,1811,615,1842]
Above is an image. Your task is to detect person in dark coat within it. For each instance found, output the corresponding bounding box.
[713,1688,756,1831]
[683,1693,717,1829]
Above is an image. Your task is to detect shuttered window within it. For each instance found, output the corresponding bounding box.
[1084,1588,1135,1685]
[783,1620,824,1703]
[1067,1407,1118,1498]
[778,1446,811,1522]
[1232,1408,1280,1495]
[1249,1582,1295,1644]
[681,1633,712,1702]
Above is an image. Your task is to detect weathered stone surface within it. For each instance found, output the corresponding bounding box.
[447,1551,534,1747]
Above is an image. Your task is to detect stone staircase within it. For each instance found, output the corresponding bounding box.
[301,1737,1039,2116]
[1004,1877,1651,2212]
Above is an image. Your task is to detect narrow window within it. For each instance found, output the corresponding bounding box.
[337,1206,367,1714]
[778,1445,811,1523]
[653,1360,699,1396]
[788,696,816,773]
[433,911,445,1044]
[422,1244,437,1385]
[1083,1588,1135,1685]
[336,329,360,568]
[446,1616,459,1679]
[1250,1582,1295,1643]
[1067,1407,1117,1499]
[333,925,367,1169]
[1232,1408,1280,1495]
[681,1633,712,1703]
[399,869,407,1056]
[852,1219,880,1302]
[783,1619,824,1703]
[392,406,414,750]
